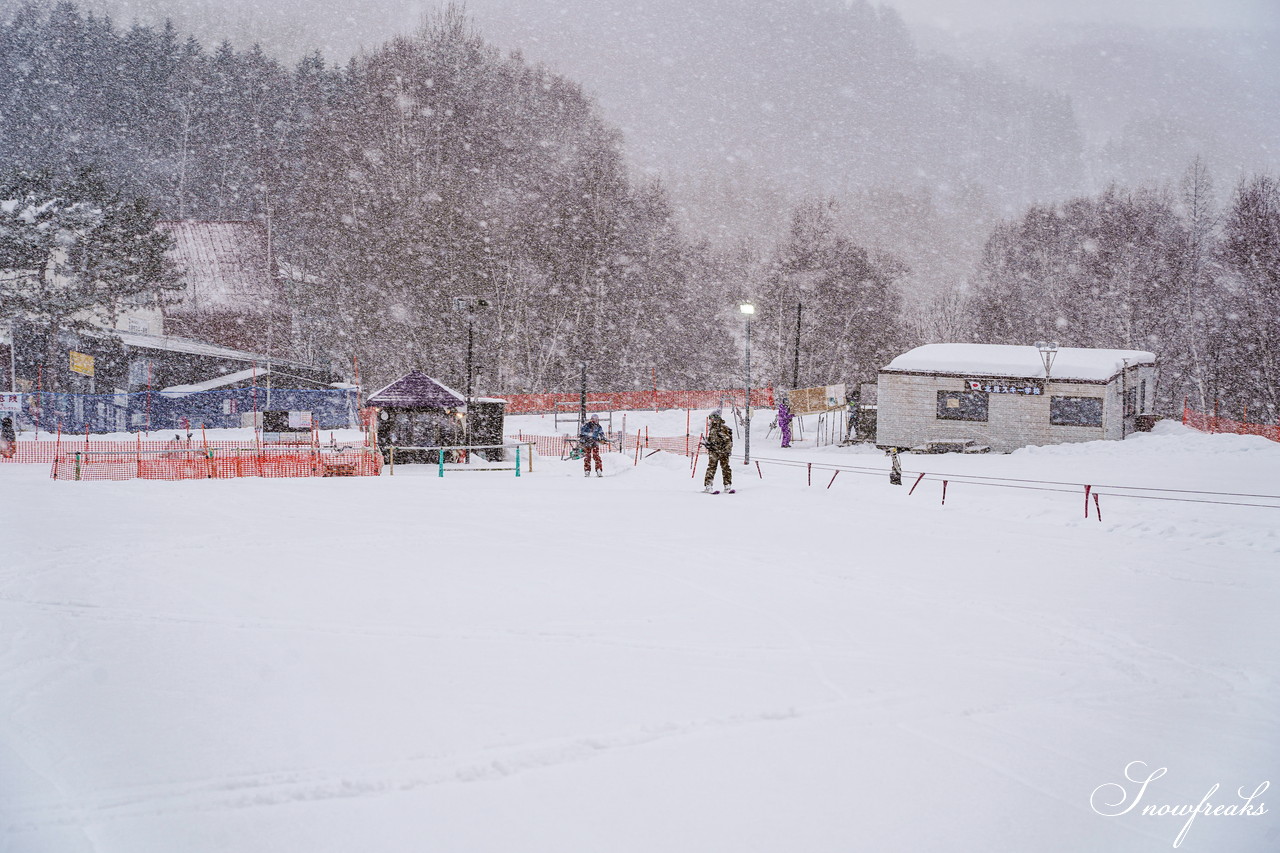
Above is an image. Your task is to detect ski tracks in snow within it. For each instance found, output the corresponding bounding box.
[1,706,807,834]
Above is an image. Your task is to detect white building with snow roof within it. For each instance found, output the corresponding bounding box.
[875,343,1158,453]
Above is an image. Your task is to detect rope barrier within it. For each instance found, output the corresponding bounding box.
[747,454,1280,511]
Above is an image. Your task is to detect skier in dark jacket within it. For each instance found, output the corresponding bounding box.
[0,415,14,459]
[579,414,607,477]
[702,410,734,492]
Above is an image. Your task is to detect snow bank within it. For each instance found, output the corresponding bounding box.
[1,423,1276,853]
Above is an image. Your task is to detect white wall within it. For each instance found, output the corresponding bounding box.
[876,372,1120,453]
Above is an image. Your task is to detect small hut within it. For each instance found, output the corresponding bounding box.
[365,371,506,462]
[875,344,1158,453]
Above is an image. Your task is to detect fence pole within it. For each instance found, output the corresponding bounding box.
[438,451,444,478]
[515,444,521,477]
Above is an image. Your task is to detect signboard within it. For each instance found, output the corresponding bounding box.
[287,410,313,429]
[788,383,847,415]
[967,379,1043,396]
[69,351,95,377]
[0,392,21,413]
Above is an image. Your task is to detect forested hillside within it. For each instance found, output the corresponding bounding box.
[0,2,738,391]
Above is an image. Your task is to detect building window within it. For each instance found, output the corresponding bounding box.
[1123,387,1138,417]
[129,359,149,386]
[1051,396,1103,427]
[937,390,988,422]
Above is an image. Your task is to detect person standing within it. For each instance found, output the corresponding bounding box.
[702,410,734,493]
[579,414,607,477]
[778,399,793,448]
[888,447,902,485]
[0,416,15,459]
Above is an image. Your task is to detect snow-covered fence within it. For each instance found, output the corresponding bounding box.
[1183,405,1279,442]
[500,388,774,415]
[509,431,700,460]
[384,443,534,476]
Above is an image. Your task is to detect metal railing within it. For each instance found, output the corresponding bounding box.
[385,442,535,477]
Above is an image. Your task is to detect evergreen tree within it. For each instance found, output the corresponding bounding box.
[0,167,183,387]
[1219,175,1280,423]
[761,198,905,389]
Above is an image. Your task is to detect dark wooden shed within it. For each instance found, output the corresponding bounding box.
[365,372,505,462]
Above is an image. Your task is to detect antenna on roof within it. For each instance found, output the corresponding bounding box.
[1035,341,1059,381]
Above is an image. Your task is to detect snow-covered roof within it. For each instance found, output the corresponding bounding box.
[882,344,1156,382]
[365,372,467,409]
[114,329,319,370]
[159,367,268,398]
[160,221,280,314]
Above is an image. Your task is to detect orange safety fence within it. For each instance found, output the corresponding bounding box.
[40,441,380,481]
[500,388,774,414]
[3,437,372,466]
[1182,406,1280,442]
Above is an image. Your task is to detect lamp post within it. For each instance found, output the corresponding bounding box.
[740,302,755,464]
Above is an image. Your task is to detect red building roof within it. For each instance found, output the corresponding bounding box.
[160,221,282,315]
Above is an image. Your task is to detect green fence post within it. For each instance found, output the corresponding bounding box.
[75,451,82,481]
[515,445,521,477]
[438,451,445,478]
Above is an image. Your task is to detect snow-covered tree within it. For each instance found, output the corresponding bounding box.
[0,167,182,381]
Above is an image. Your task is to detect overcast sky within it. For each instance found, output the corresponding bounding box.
[80,0,1280,66]
[887,0,1277,32]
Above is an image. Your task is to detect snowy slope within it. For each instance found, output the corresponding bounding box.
[1,422,1277,852]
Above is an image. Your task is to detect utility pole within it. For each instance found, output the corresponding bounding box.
[740,303,756,464]
[455,295,489,443]
[792,301,802,389]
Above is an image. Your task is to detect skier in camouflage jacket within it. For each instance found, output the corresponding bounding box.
[703,410,733,491]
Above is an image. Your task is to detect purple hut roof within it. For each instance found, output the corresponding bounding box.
[365,372,466,409]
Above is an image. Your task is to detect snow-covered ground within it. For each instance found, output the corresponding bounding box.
[2,418,1277,852]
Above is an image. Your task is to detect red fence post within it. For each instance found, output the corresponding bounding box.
[908,472,926,495]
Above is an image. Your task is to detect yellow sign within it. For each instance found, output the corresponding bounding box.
[786,383,846,415]
[69,351,95,377]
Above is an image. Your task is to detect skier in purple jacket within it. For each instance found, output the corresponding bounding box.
[778,400,793,448]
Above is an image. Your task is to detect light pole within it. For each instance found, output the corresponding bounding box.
[740,302,755,464]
